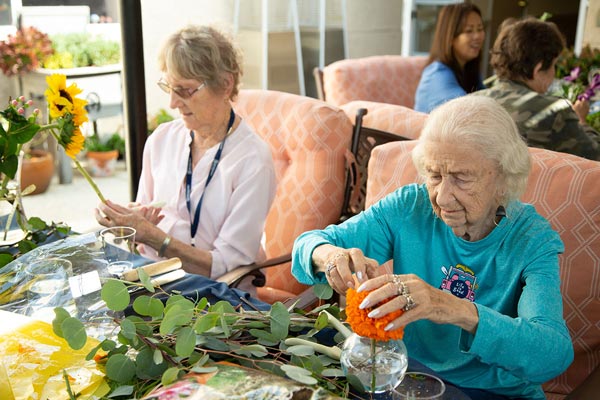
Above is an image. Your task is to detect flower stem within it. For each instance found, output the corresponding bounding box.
[323,310,353,339]
[371,338,376,392]
[72,157,106,203]
[46,128,106,203]
[284,337,342,360]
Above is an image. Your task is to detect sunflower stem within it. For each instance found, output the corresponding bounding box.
[46,128,106,203]
[72,158,106,203]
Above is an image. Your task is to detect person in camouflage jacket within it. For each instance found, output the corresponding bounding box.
[474,18,600,160]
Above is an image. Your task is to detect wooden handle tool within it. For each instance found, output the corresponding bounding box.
[121,257,182,282]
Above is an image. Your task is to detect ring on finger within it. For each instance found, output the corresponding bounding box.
[391,275,409,296]
[325,262,337,277]
[403,294,416,311]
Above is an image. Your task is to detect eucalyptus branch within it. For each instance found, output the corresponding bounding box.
[137,334,178,366]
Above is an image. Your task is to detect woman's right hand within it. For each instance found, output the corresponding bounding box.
[313,245,381,295]
[573,98,590,124]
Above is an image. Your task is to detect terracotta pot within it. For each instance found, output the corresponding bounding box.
[86,150,119,177]
[20,149,55,195]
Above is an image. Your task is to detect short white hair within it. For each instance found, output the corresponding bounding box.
[412,96,531,202]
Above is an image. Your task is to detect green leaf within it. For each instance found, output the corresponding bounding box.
[175,326,196,357]
[194,313,219,334]
[101,279,130,311]
[52,307,71,338]
[61,317,88,350]
[85,342,103,361]
[138,268,154,292]
[135,347,168,379]
[161,367,181,386]
[232,344,269,358]
[270,302,290,340]
[313,283,333,300]
[11,121,39,144]
[120,318,136,340]
[126,315,153,336]
[107,385,134,398]
[248,328,278,345]
[196,297,208,311]
[0,154,17,179]
[321,368,345,377]
[17,239,36,254]
[314,312,329,330]
[286,345,316,357]
[190,365,218,374]
[132,295,164,317]
[0,253,13,268]
[101,340,117,351]
[203,336,230,352]
[280,365,318,385]
[209,300,237,314]
[27,216,47,230]
[106,353,136,383]
[160,303,193,335]
[164,295,194,313]
[152,349,163,365]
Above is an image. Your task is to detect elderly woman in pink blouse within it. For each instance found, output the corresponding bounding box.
[95,25,276,283]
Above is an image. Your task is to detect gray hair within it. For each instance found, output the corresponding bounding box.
[412,96,531,203]
[158,25,243,100]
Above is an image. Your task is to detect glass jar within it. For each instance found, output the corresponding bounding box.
[340,333,408,394]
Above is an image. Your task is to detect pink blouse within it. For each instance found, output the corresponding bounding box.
[136,118,276,279]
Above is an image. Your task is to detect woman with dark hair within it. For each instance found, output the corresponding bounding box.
[475,18,600,160]
[414,2,485,113]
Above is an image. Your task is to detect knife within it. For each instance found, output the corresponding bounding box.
[121,257,182,282]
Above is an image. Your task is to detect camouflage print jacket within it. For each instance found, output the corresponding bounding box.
[473,79,600,161]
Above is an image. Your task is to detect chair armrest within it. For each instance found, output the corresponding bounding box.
[216,253,292,289]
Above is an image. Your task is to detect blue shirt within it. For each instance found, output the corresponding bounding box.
[292,184,573,399]
[415,61,484,113]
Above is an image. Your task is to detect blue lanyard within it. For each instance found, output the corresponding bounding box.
[186,109,235,245]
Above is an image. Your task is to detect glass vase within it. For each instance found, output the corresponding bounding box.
[340,333,408,394]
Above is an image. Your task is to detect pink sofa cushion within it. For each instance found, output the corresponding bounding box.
[235,90,352,302]
[366,141,600,397]
[323,55,428,108]
[340,100,428,140]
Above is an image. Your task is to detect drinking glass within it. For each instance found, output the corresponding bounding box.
[393,371,446,399]
[100,226,136,275]
[25,257,74,321]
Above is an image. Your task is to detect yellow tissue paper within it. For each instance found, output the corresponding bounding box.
[0,310,109,400]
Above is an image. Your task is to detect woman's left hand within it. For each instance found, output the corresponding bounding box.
[356,273,479,333]
[95,200,159,242]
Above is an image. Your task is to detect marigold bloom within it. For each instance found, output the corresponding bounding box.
[345,287,404,341]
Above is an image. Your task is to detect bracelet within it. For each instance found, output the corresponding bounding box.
[158,235,171,258]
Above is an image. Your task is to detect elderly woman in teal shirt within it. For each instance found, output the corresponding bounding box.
[292,96,573,399]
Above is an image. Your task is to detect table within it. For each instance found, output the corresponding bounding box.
[0,233,475,399]
[0,232,268,327]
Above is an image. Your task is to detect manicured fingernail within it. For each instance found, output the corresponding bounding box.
[347,281,354,289]
[368,309,380,318]
[357,283,367,292]
[384,323,394,331]
[359,299,370,309]
[356,271,363,281]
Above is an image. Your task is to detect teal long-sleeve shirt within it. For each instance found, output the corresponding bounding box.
[292,184,573,399]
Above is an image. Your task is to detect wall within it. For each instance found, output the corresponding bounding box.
[583,0,600,49]
[345,0,403,58]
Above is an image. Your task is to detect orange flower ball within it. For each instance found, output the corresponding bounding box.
[345,287,404,341]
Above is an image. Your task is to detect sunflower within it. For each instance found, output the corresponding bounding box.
[44,74,88,158]
[345,287,404,341]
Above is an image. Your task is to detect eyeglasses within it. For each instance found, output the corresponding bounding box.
[157,78,206,99]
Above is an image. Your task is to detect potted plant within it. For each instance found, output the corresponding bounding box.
[84,131,125,177]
